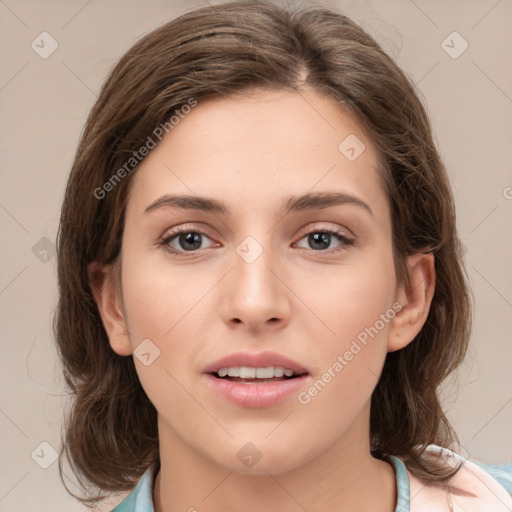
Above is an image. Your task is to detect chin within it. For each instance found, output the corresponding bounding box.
[208,438,314,476]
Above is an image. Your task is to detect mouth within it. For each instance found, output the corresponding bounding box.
[203,351,310,408]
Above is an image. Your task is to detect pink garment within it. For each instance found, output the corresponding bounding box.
[407,445,512,511]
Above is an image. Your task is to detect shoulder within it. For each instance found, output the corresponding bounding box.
[110,463,158,512]
[406,445,512,512]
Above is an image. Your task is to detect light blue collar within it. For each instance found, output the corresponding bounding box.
[111,463,158,512]
[390,455,411,512]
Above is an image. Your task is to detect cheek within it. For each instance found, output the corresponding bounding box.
[119,260,199,429]
[297,249,397,349]
[119,250,211,396]
[293,248,396,408]
[291,266,396,448]
[120,248,204,343]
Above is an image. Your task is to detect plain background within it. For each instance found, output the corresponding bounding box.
[1,0,511,510]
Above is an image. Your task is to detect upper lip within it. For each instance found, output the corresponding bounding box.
[203,351,308,374]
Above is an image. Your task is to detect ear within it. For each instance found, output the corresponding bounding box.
[87,261,133,356]
[387,252,436,352]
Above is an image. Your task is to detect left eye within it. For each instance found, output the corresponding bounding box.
[295,230,354,252]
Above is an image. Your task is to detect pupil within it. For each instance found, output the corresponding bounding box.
[309,233,330,250]
[180,232,202,251]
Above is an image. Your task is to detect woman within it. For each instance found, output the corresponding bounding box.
[53,1,512,510]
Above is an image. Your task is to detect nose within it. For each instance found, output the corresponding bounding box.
[218,239,292,335]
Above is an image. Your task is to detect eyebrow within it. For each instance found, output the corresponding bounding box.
[144,191,373,217]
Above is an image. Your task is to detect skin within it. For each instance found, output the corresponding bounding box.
[90,88,435,512]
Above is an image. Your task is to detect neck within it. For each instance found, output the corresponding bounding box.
[153,408,396,512]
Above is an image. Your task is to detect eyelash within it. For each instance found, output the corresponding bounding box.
[158,224,356,257]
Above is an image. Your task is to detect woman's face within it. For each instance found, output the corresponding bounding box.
[115,88,403,473]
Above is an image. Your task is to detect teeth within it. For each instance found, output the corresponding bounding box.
[239,366,256,378]
[256,367,273,378]
[216,366,300,378]
[274,367,284,377]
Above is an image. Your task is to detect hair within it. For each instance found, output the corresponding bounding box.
[54,0,472,504]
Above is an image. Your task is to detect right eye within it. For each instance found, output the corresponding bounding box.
[159,225,218,256]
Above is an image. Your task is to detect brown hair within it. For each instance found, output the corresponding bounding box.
[54,0,472,504]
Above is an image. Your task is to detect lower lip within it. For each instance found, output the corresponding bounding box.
[204,374,309,408]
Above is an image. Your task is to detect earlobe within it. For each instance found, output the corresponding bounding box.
[87,261,133,356]
[387,252,436,353]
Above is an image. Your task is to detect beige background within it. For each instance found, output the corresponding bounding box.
[1,0,511,510]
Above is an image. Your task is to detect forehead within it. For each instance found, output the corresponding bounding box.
[126,88,387,218]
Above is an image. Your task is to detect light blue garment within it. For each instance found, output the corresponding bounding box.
[111,464,156,512]
[110,453,512,512]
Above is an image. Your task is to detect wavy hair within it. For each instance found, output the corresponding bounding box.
[54,0,472,504]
